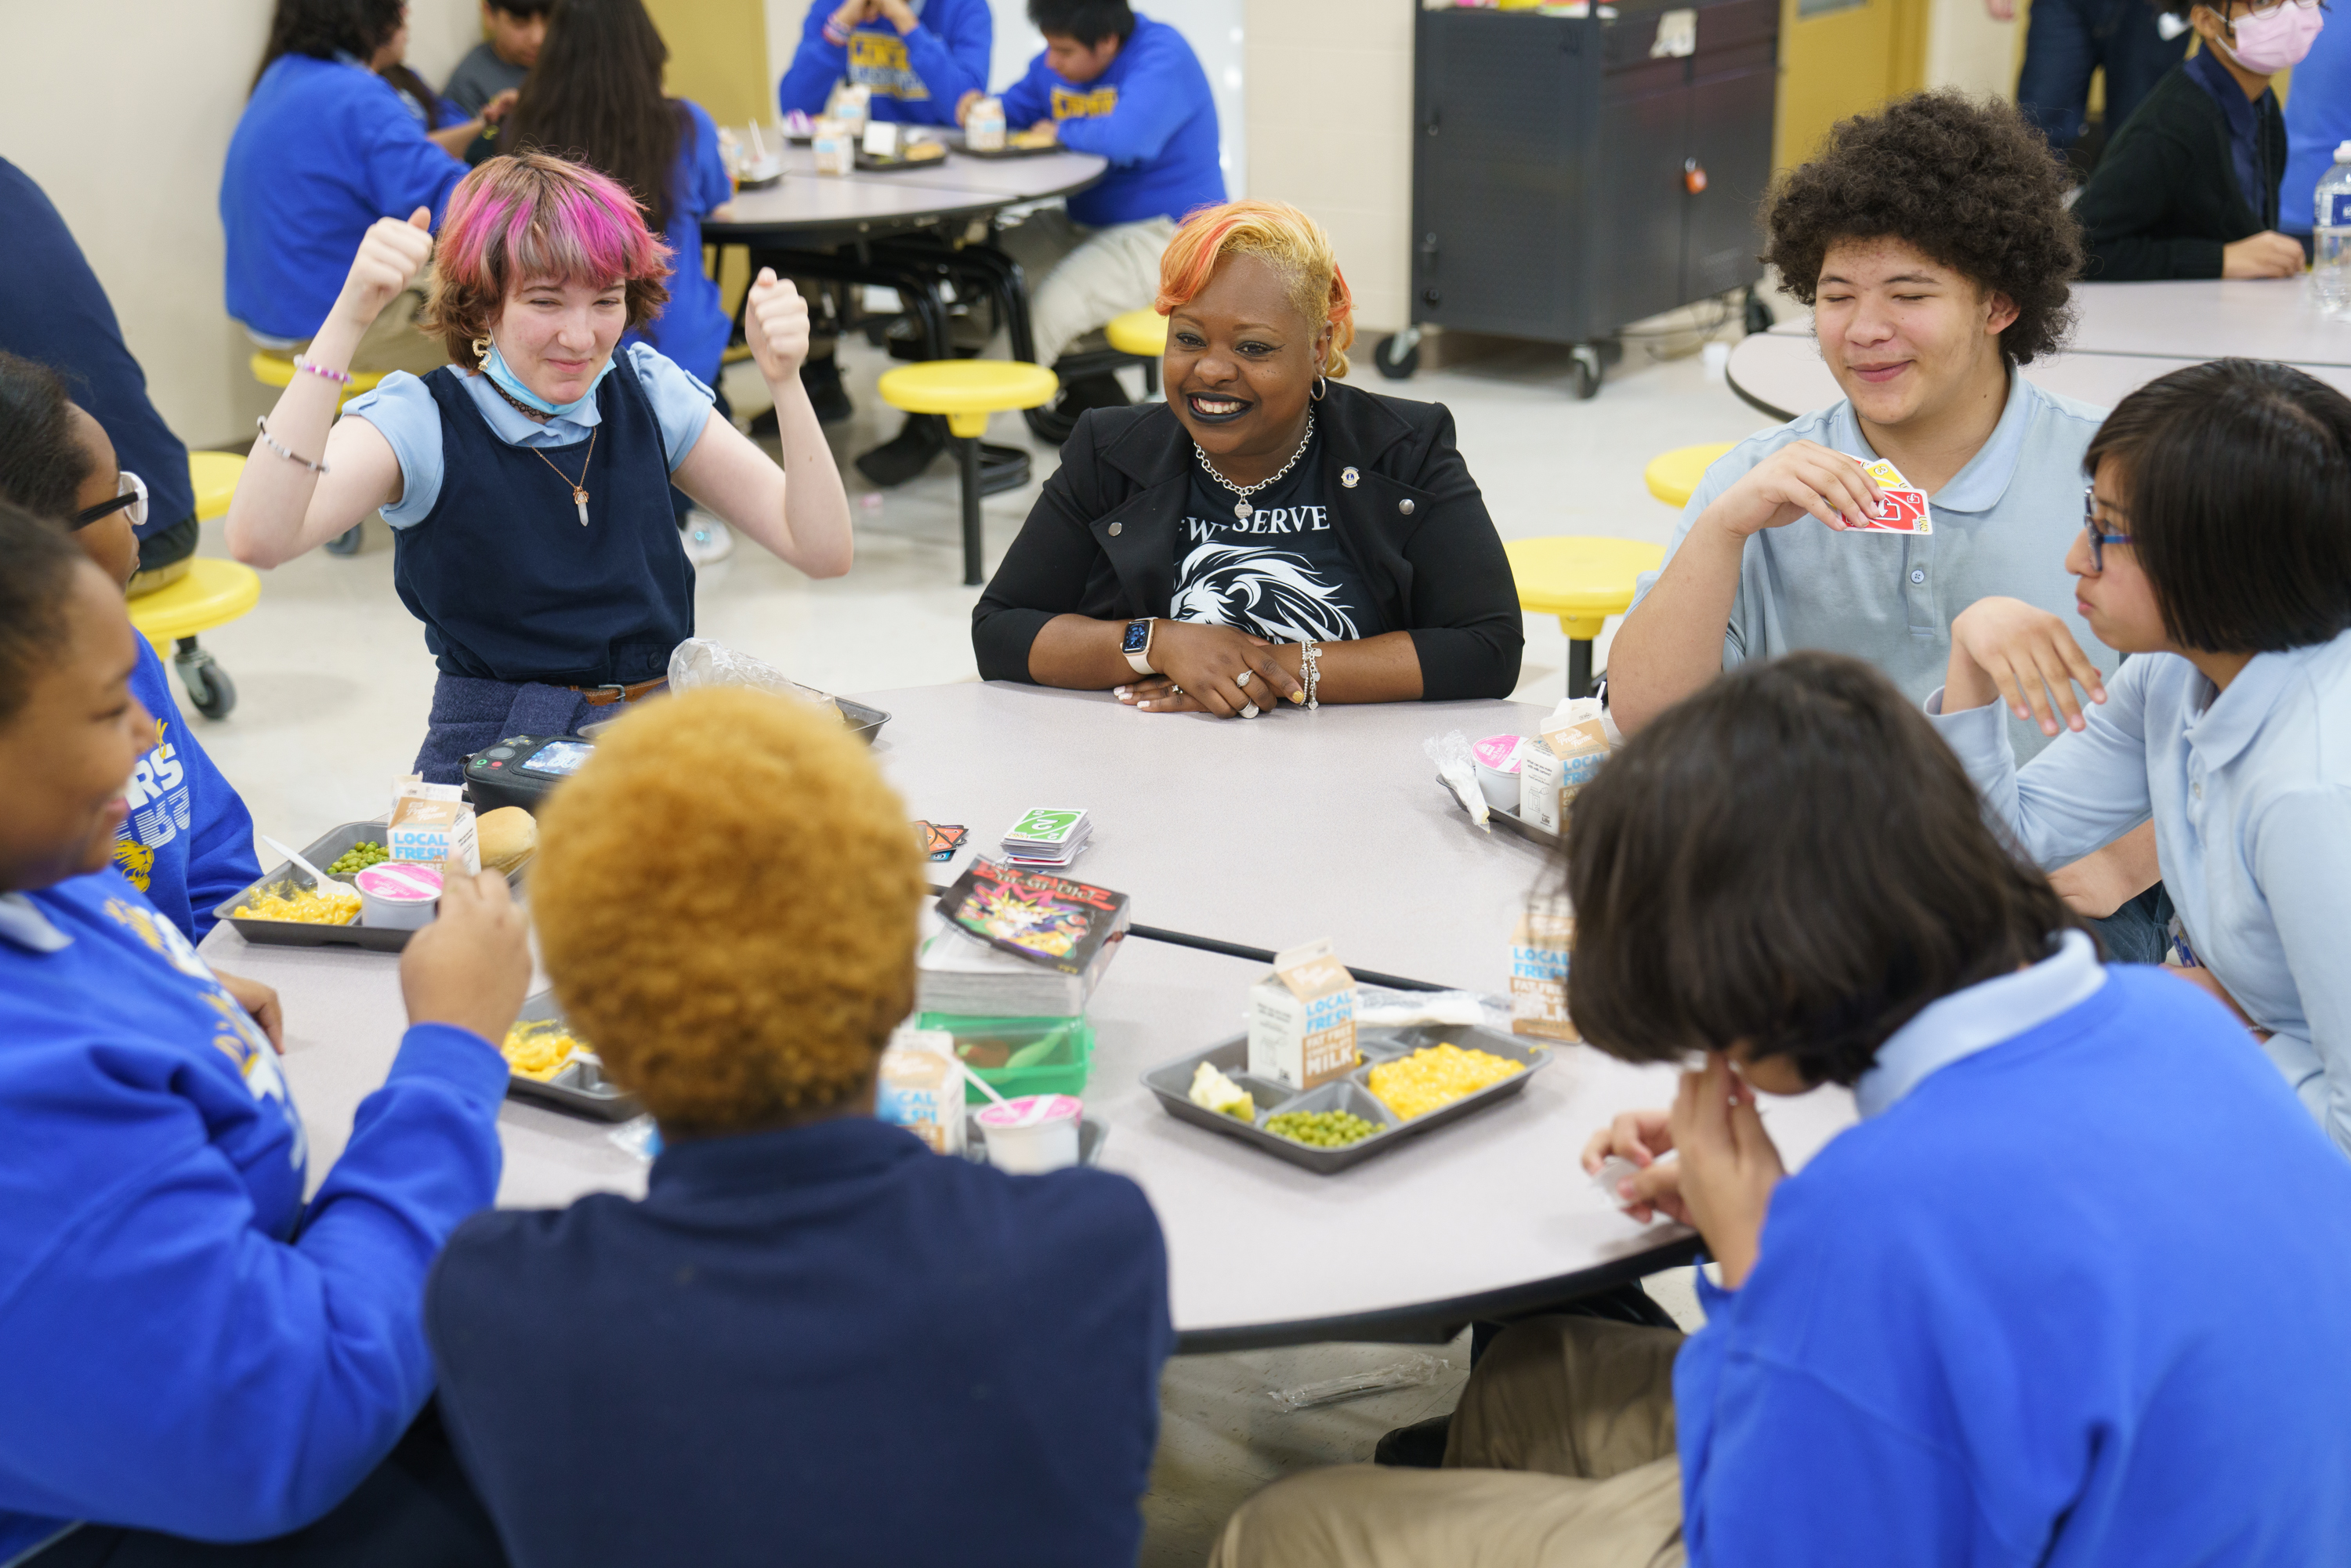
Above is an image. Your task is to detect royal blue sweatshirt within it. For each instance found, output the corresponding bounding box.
[221,53,465,341]
[621,100,737,388]
[999,15,1225,228]
[777,0,991,128]
[0,871,509,1561]
[428,1116,1172,1568]
[113,638,259,947]
[1675,961,2351,1566]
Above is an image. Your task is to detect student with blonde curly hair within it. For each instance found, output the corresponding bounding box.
[424,688,1173,1566]
[223,151,853,783]
[973,199,1523,715]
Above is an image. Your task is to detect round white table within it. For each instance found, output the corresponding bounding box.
[199,685,1855,1352]
[705,144,1107,244]
[1728,278,2351,423]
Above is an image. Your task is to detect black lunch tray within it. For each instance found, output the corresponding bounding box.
[853,149,951,173]
[502,991,640,1121]
[1436,776,1562,852]
[1142,1022,1552,1175]
[951,139,1063,160]
[212,821,526,954]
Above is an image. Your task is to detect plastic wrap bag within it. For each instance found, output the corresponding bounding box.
[1425,730,1488,830]
[1269,1352,1451,1412]
[667,638,836,711]
[1353,984,1511,1033]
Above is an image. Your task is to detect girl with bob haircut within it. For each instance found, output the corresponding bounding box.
[226,151,852,781]
[1212,651,2351,1566]
[1935,357,2351,1153]
[973,199,1521,714]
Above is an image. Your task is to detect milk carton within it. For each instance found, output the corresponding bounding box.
[1247,938,1358,1090]
[876,1027,966,1155]
[1509,894,1578,1041]
[965,96,1006,151]
[811,118,855,176]
[825,82,871,134]
[1520,697,1610,836]
[387,777,480,873]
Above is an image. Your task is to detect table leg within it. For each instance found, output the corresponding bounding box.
[959,434,984,586]
[1567,638,1593,700]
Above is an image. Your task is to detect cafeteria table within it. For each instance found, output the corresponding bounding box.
[198,684,1857,1353]
[703,143,1107,245]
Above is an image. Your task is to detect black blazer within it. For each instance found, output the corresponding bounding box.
[972,380,1524,701]
[2076,63,2287,281]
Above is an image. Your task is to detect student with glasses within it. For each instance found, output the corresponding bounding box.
[1934,358,2351,1154]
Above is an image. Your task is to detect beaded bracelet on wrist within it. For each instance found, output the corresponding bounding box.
[255,416,330,475]
[292,355,352,386]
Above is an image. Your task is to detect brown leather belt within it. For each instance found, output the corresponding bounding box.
[569,677,669,708]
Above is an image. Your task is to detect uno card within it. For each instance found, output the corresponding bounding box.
[1840,454,1932,534]
[914,821,968,862]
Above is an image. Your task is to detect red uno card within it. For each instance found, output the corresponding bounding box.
[1839,455,1933,534]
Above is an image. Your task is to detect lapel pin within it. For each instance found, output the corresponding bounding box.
[1341,466,1360,488]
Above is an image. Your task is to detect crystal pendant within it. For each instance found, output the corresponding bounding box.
[574,487,590,527]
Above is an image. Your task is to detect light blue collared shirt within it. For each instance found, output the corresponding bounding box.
[1631,371,2114,761]
[343,341,715,528]
[0,893,69,954]
[1855,930,2106,1117]
[1929,628,2351,1153]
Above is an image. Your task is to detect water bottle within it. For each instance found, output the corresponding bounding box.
[2316,141,2351,315]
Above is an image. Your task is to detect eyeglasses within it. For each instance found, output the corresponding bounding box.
[2241,0,2320,15]
[66,469,147,533]
[2081,484,2132,571]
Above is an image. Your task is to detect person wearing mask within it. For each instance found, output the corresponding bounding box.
[444,0,551,115]
[0,353,259,948]
[1607,92,2172,962]
[974,201,1523,712]
[1209,652,2351,1567]
[502,0,742,565]
[2073,0,2319,279]
[1986,0,2188,169]
[0,501,531,1566]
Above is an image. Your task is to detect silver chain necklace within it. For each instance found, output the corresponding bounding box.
[1195,412,1314,521]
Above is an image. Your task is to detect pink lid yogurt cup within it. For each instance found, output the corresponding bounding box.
[353,862,443,930]
[974,1092,1083,1173]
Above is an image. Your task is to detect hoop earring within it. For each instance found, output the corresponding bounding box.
[471,335,493,371]
[1311,375,1328,401]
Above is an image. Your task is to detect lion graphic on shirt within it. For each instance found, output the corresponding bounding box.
[1170,541,1360,643]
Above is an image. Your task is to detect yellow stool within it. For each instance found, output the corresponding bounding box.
[876,360,1060,585]
[188,450,246,523]
[1643,442,1734,509]
[1504,536,1666,698]
[250,353,386,556]
[128,558,262,719]
[1103,308,1168,397]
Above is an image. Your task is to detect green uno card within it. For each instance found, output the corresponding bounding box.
[1006,807,1085,844]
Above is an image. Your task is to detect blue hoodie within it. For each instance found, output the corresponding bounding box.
[0,871,509,1560]
[777,0,991,128]
[998,14,1224,228]
[621,100,738,389]
[114,639,260,947]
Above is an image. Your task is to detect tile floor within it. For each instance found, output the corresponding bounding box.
[177,304,1784,1563]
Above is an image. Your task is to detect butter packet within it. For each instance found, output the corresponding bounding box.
[1248,938,1359,1090]
[1509,894,1578,1041]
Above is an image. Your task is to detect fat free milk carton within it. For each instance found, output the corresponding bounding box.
[876,1027,966,1156]
[965,96,1006,151]
[1248,938,1359,1090]
[386,777,480,874]
[1509,894,1578,1042]
[1519,698,1610,836]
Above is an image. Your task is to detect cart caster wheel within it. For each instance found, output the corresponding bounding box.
[1744,288,1774,336]
[1373,331,1419,381]
[175,650,237,720]
[325,525,363,556]
[1570,344,1603,400]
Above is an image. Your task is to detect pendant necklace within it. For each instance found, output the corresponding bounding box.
[1195,412,1313,522]
[484,368,596,526]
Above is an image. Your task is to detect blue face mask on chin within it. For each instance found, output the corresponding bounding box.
[483,339,614,418]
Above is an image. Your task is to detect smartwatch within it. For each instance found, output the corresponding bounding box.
[1121,617,1156,675]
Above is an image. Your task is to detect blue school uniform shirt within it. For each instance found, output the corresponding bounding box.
[777,0,991,127]
[999,16,1225,228]
[1675,936,2351,1566]
[2280,13,2351,237]
[621,100,737,388]
[114,638,260,947]
[220,53,466,341]
[0,871,509,1562]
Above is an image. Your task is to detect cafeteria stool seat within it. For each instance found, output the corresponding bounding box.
[1643,441,1734,509]
[128,556,262,720]
[189,450,245,522]
[1103,308,1168,397]
[1504,535,1665,700]
[248,352,387,556]
[876,360,1060,586]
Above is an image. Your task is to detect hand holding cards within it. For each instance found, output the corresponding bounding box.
[1836,454,1932,534]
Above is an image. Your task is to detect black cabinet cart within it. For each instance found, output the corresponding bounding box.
[1378,0,1780,398]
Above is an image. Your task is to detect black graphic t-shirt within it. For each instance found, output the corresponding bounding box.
[1172,428,1383,643]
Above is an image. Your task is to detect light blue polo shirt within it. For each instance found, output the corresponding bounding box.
[1632,372,2112,760]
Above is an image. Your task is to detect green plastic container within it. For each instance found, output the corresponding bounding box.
[916,1013,1096,1105]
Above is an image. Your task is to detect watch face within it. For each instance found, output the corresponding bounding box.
[1121,620,1150,655]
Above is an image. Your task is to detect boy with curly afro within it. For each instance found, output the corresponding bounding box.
[422,688,1172,1566]
[1610,91,2168,960]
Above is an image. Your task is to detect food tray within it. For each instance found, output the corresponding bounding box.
[502,992,640,1121]
[952,138,1062,160]
[212,821,525,953]
[1436,777,1562,852]
[854,148,951,173]
[963,1113,1107,1168]
[1143,1023,1552,1175]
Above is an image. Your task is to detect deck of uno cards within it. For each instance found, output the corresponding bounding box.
[1002,806,1092,868]
[1840,455,1932,534]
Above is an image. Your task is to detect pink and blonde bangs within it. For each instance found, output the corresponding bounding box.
[421,151,675,363]
[1154,201,1356,377]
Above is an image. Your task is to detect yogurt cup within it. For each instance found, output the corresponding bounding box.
[1471,733,1531,813]
[975,1092,1083,1173]
[353,861,443,929]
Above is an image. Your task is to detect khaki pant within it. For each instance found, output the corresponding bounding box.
[994,208,1177,367]
[1208,1318,1687,1568]
[256,284,451,379]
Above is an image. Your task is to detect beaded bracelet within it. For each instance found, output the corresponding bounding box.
[1299,637,1322,711]
[821,14,853,44]
[255,416,330,475]
[292,355,352,386]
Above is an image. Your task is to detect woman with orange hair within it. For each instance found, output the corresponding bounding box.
[973,200,1523,714]
[225,151,853,780]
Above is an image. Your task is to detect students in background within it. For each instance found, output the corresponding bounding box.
[428,687,1173,1567]
[2074,0,2317,279]
[778,0,991,127]
[502,0,742,564]
[1211,652,2351,1567]
[0,354,259,949]
[0,502,529,1567]
[1607,92,2172,962]
[2280,0,2349,244]
[1935,360,2351,1154]
[1987,0,2188,169]
[444,0,551,115]
[222,0,467,378]
[373,12,516,164]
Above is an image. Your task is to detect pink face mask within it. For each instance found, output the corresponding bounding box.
[2223,1,2324,73]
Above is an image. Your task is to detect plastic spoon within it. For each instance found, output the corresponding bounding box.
[955,1055,1012,1107]
[261,835,339,893]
